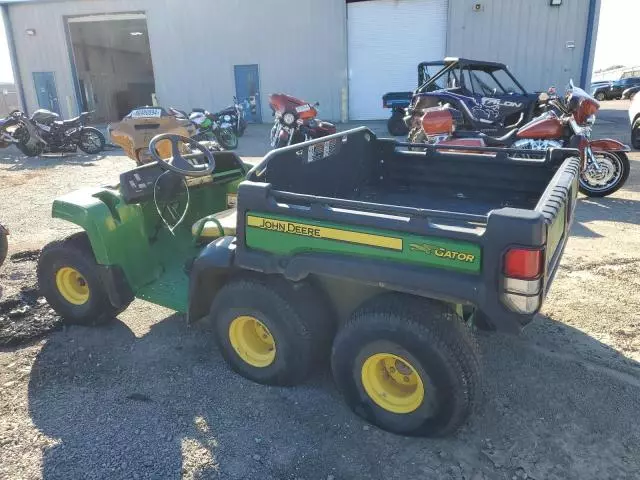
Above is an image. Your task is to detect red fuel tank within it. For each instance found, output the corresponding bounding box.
[516,116,563,139]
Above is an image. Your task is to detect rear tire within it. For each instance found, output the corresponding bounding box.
[78,127,105,154]
[595,92,606,101]
[37,233,121,325]
[331,294,481,437]
[210,275,335,386]
[387,112,409,137]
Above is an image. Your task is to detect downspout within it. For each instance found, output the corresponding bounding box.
[2,4,27,114]
[579,0,598,89]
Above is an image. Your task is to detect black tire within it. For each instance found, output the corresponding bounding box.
[210,274,335,386]
[331,294,481,437]
[237,119,247,137]
[387,112,409,137]
[17,141,43,157]
[37,233,122,325]
[579,151,630,197]
[595,92,606,101]
[0,231,7,268]
[216,128,238,150]
[631,119,640,150]
[77,127,105,154]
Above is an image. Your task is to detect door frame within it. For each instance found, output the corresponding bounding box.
[233,64,262,123]
[63,11,153,118]
[32,71,61,114]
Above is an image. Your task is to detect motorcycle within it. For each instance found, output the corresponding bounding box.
[187,109,238,150]
[268,93,336,148]
[215,96,257,138]
[19,109,105,157]
[411,81,630,197]
[0,223,8,268]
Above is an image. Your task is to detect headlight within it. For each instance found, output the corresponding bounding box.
[283,112,296,126]
[223,115,231,121]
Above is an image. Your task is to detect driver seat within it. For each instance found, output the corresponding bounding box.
[191,208,238,240]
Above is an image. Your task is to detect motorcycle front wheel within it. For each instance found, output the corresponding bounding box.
[579,151,630,197]
[17,141,44,157]
[78,128,106,154]
[216,128,238,150]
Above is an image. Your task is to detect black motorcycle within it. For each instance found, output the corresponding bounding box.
[214,97,250,138]
[19,109,106,157]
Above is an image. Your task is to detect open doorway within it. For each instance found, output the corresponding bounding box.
[68,14,155,123]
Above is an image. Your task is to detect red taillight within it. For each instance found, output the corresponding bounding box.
[503,248,543,280]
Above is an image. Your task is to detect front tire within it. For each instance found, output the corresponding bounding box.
[78,127,105,154]
[210,275,335,386]
[595,92,606,101]
[387,112,409,136]
[37,233,121,325]
[579,151,630,197]
[17,141,43,157]
[631,119,640,149]
[215,128,238,150]
[331,294,481,437]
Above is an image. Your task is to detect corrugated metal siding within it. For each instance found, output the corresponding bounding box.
[7,0,347,120]
[447,0,597,92]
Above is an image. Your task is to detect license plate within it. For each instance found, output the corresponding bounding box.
[295,104,311,113]
[130,108,162,118]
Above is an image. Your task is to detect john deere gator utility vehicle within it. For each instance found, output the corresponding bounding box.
[38,128,579,436]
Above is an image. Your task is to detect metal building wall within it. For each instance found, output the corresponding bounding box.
[447,0,600,92]
[6,0,347,121]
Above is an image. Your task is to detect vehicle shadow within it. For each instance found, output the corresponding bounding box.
[572,195,640,237]
[27,308,640,479]
[0,146,123,171]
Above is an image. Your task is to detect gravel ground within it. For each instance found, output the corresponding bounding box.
[1,104,640,479]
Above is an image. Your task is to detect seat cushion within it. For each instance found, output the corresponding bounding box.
[192,208,237,240]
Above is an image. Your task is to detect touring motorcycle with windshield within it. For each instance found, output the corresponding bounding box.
[268,93,336,148]
[19,109,105,157]
[410,81,630,197]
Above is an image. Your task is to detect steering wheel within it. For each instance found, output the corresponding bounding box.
[149,133,215,177]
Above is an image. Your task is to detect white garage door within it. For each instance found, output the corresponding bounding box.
[347,0,448,120]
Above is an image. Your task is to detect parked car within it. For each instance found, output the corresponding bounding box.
[622,85,640,99]
[594,77,640,101]
[629,93,640,149]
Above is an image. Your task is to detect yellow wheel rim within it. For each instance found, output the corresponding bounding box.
[361,353,425,414]
[55,267,90,305]
[228,316,276,368]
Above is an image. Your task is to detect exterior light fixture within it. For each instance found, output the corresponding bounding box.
[550,0,562,5]
[25,29,36,36]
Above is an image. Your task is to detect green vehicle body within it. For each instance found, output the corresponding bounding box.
[49,127,578,333]
[51,167,245,314]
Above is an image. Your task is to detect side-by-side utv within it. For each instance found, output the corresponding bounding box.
[38,129,579,436]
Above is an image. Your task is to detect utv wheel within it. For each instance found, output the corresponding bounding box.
[78,127,106,154]
[387,112,409,137]
[37,233,120,325]
[210,275,335,386]
[595,92,606,101]
[331,294,481,437]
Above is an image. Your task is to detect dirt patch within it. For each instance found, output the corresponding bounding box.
[0,250,61,347]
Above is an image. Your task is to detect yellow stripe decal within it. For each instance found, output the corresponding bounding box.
[247,215,403,251]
